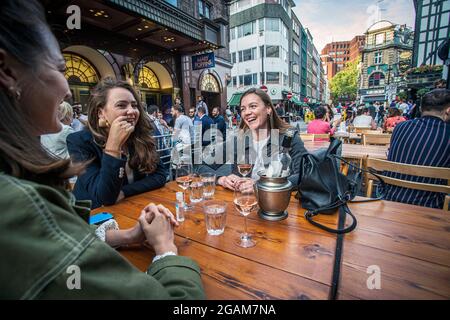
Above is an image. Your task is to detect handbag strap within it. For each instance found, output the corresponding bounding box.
[305,203,357,234]
[329,205,347,300]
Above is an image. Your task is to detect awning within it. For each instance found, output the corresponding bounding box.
[362,95,385,103]
[289,96,303,106]
[228,92,243,107]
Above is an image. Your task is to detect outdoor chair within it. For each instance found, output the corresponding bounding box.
[365,157,450,211]
[362,133,392,146]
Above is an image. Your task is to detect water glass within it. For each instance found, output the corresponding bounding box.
[200,173,216,199]
[203,200,227,236]
[189,175,204,203]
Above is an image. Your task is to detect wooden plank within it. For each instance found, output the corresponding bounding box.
[112,211,330,300]
[340,242,450,299]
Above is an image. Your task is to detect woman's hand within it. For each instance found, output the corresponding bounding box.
[138,203,178,255]
[218,174,240,191]
[105,115,135,153]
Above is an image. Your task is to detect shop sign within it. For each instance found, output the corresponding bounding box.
[192,52,215,70]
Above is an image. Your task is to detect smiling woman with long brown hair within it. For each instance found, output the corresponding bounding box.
[67,78,167,208]
[0,0,203,299]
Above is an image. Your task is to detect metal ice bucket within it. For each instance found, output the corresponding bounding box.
[254,171,292,221]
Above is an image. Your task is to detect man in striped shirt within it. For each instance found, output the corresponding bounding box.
[385,89,450,209]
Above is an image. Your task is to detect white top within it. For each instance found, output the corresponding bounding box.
[174,115,194,145]
[251,136,270,180]
[41,124,74,159]
[352,115,373,128]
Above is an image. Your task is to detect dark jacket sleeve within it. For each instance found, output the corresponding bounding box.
[122,160,168,198]
[288,134,308,187]
[67,132,126,206]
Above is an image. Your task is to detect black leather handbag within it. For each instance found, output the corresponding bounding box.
[296,138,384,299]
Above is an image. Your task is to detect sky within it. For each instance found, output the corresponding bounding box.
[292,0,416,52]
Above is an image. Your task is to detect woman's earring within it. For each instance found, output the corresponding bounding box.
[8,86,21,101]
[99,118,109,128]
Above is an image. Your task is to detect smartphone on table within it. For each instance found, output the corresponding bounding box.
[89,212,114,225]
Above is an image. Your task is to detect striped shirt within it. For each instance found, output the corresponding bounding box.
[384,116,450,209]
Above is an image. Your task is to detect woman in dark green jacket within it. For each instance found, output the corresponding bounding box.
[0,0,204,299]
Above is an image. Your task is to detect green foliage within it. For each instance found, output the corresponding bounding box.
[330,60,359,102]
[397,91,407,100]
[417,88,430,97]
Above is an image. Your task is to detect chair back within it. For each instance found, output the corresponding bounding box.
[362,133,391,146]
[300,133,330,141]
[365,157,450,210]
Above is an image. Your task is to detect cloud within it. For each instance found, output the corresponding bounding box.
[292,0,415,52]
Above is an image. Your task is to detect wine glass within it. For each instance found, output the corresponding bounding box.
[233,178,257,248]
[237,163,252,178]
[175,158,193,210]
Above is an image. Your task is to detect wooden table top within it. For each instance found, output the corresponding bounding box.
[93,181,450,300]
[303,140,388,160]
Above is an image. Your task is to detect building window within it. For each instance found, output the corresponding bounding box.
[138,66,160,89]
[63,53,99,84]
[259,19,264,32]
[239,48,256,62]
[375,33,385,45]
[266,18,280,32]
[164,0,177,7]
[230,27,236,40]
[238,21,256,38]
[374,51,382,64]
[266,45,280,58]
[368,72,385,87]
[200,73,219,92]
[232,76,237,87]
[260,72,265,83]
[282,23,288,39]
[266,72,280,84]
[198,0,211,19]
[260,46,265,58]
[293,41,299,54]
[231,52,236,64]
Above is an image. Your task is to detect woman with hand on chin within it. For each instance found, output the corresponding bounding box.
[67,78,167,209]
[201,88,307,191]
[0,0,203,299]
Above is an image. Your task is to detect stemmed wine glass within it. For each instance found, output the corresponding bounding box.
[175,157,193,210]
[233,178,257,248]
[237,163,252,178]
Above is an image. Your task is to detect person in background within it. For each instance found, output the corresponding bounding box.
[306,106,339,140]
[211,106,227,141]
[67,78,168,209]
[376,102,386,127]
[196,95,208,116]
[368,102,376,119]
[352,107,377,129]
[195,106,214,146]
[174,96,184,113]
[225,105,233,129]
[398,99,409,116]
[434,78,446,89]
[172,104,193,145]
[188,107,196,121]
[147,105,166,135]
[71,102,87,132]
[199,88,307,190]
[41,101,74,159]
[384,107,406,132]
[385,89,450,209]
[0,0,203,299]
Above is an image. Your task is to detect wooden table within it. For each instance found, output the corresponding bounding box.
[93,182,450,300]
[303,140,388,160]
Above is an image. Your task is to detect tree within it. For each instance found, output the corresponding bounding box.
[330,60,359,102]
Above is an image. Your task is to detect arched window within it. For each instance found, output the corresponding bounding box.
[63,53,99,84]
[200,73,220,92]
[138,66,160,89]
[368,72,385,87]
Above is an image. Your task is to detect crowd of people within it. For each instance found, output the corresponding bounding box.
[0,0,448,300]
